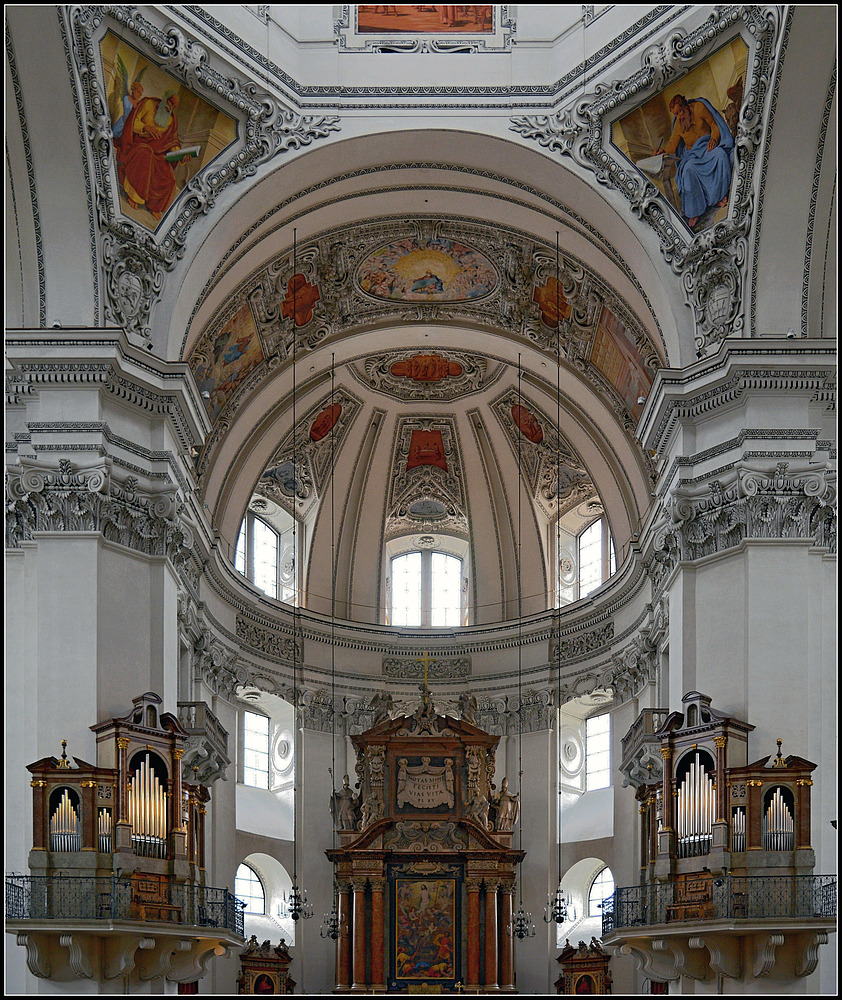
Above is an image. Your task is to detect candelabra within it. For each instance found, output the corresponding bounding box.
[508,902,536,939]
[544,882,575,924]
[282,881,313,922]
[320,889,341,940]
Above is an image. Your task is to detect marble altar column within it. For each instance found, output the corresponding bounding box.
[499,882,515,990]
[466,878,482,989]
[370,878,386,990]
[351,879,368,991]
[484,880,499,989]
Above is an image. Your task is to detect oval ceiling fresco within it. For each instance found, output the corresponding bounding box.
[356,236,498,303]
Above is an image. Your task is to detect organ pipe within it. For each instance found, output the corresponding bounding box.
[677,754,715,858]
[50,790,80,852]
[98,808,112,853]
[128,754,167,857]
[731,807,746,852]
[763,788,794,851]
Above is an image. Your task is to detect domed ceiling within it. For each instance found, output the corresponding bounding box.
[187,214,662,626]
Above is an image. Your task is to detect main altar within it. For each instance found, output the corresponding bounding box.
[326,691,524,993]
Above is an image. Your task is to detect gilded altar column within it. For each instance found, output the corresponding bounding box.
[648,792,659,870]
[484,880,499,989]
[80,780,97,851]
[466,878,482,989]
[370,878,386,991]
[498,881,515,991]
[351,879,368,991]
[337,879,352,992]
[712,735,730,851]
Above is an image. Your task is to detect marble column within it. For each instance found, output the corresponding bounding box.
[351,879,368,991]
[466,878,482,989]
[498,882,515,991]
[747,779,763,850]
[370,878,386,990]
[484,881,499,990]
[337,880,352,992]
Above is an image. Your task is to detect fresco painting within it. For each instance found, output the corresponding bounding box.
[358,6,493,34]
[394,879,456,981]
[511,404,544,444]
[309,403,342,441]
[612,38,748,233]
[533,276,572,329]
[100,32,237,232]
[282,273,321,327]
[357,237,497,303]
[407,430,447,471]
[589,305,653,421]
[189,305,264,422]
[390,354,464,382]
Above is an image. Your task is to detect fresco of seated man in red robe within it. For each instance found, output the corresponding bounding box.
[115,90,181,222]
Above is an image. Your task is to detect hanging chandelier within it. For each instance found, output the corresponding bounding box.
[281,228,313,927]
[544,231,570,929]
[320,351,341,942]
[507,356,536,943]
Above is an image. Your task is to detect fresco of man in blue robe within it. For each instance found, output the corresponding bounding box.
[656,93,734,229]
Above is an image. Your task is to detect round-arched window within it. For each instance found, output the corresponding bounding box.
[588,866,615,917]
[235,862,266,915]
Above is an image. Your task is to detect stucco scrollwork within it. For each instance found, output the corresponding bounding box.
[234,616,298,663]
[510,6,783,357]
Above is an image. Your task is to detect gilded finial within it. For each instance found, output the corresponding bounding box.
[773,738,787,768]
[56,738,71,769]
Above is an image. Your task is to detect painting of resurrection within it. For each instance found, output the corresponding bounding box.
[612,38,748,233]
[100,32,237,231]
[357,237,497,302]
[358,6,493,34]
[394,879,457,981]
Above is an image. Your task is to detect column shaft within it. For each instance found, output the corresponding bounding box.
[484,883,498,989]
[370,881,385,989]
[466,882,481,988]
[352,882,367,990]
[499,887,514,990]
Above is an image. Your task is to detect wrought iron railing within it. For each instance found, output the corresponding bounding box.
[602,875,837,935]
[5,875,244,936]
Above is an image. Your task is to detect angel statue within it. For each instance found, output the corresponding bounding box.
[110,54,147,139]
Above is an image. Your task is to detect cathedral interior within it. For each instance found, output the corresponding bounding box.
[4,4,837,995]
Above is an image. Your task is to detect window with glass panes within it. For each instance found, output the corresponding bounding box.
[585,713,610,790]
[235,863,265,915]
[235,510,296,604]
[390,550,463,627]
[571,516,617,602]
[588,866,615,916]
[242,711,270,788]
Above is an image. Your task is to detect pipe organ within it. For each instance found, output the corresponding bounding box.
[625,691,818,894]
[26,692,212,896]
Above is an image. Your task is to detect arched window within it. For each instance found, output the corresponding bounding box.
[235,863,266,915]
[557,514,616,606]
[588,866,615,917]
[235,506,297,604]
[386,536,469,627]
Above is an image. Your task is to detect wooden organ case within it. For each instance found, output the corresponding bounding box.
[629,690,817,903]
[27,691,211,906]
[326,695,524,993]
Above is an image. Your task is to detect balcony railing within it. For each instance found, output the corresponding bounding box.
[5,875,244,936]
[602,875,837,935]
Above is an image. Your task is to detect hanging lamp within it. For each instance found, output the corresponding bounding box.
[544,233,573,927]
[509,355,536,942]
[320,352,341,940]
[282,229,313,924]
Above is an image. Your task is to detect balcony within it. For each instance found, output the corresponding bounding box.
[619,708,668,787]
[601,875,836,984]
[177,700,231,784]
[6,874,244,985]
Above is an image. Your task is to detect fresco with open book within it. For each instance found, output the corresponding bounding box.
[612,38,748,233]
[100,32,237,231]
